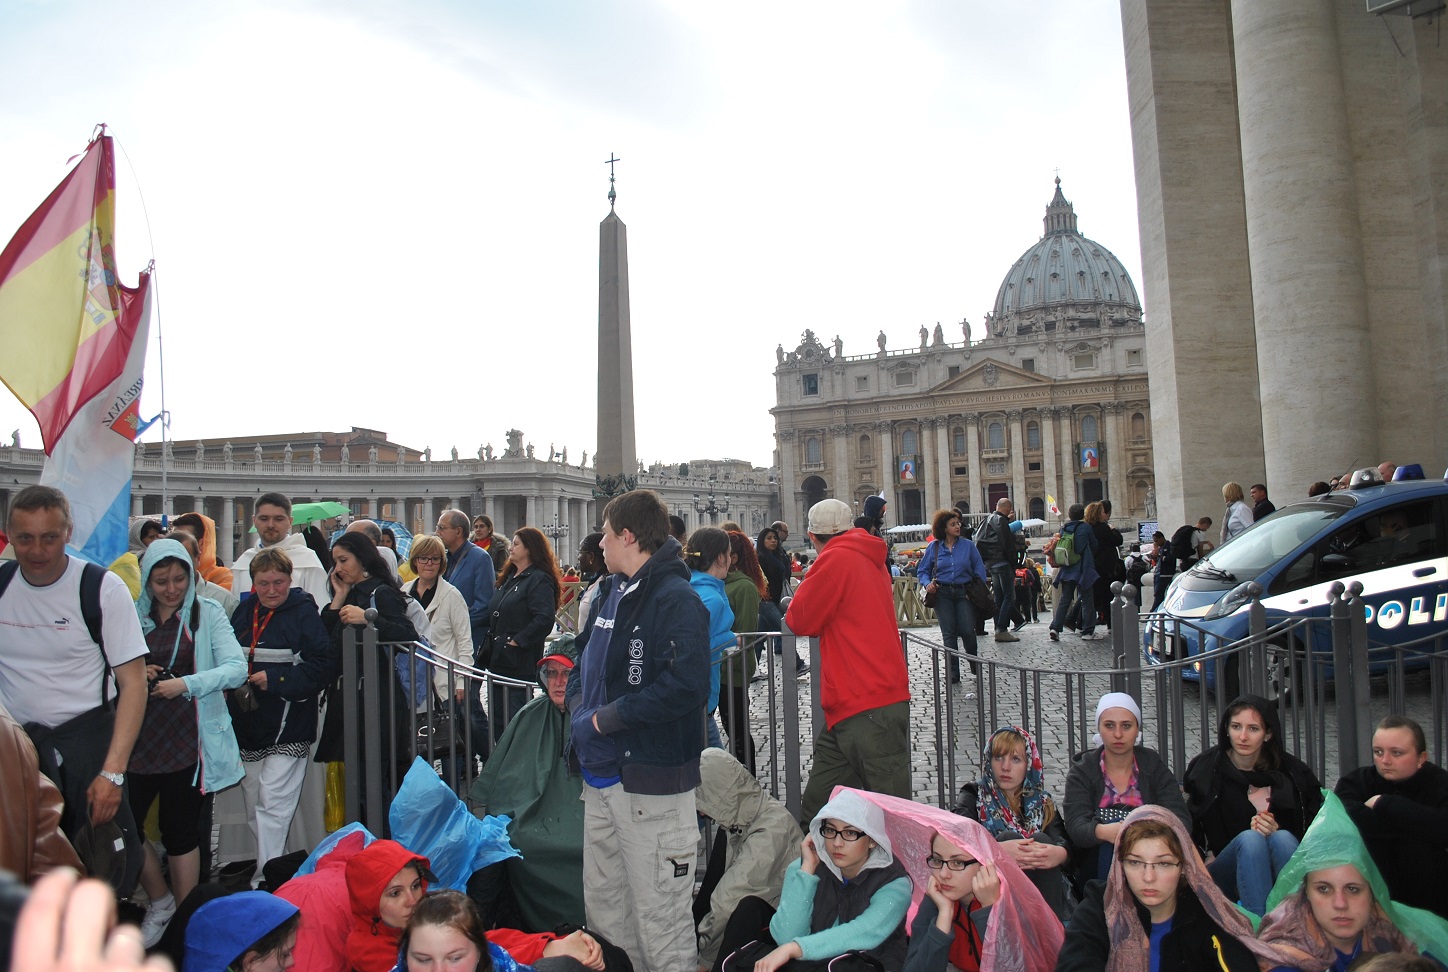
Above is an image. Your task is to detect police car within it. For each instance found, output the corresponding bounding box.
[1144,467,1448,690]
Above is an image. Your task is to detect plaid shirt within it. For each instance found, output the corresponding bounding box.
[130,612,199,775]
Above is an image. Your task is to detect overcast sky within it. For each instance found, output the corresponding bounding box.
[0,0,1143,470]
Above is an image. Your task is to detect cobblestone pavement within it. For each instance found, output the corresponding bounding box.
[740,617,1441,809]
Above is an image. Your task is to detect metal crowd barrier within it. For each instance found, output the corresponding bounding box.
[339,579,1447,837]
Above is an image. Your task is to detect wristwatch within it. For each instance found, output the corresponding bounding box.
[99,771,125,787]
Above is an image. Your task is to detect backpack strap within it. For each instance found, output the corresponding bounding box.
[0,560,15,600]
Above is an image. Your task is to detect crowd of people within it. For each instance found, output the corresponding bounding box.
[3,486,1448,972]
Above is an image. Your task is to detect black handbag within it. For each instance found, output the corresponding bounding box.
[966,577,996,616]
[922,586,938,609]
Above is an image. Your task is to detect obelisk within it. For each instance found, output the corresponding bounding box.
[594,154,637,499]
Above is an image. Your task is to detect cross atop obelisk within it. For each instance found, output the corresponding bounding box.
[606,153,620,210]
[594,153,637,499]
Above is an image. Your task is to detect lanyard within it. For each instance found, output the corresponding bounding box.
[249,605,276,672]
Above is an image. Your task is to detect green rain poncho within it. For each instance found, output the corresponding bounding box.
[1257,790,1448,967]
[468,645,584,932]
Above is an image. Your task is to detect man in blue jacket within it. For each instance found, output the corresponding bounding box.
[565,489,710,972]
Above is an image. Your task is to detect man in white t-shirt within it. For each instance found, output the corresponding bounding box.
[0,486,149,886]
[231,492,330,606]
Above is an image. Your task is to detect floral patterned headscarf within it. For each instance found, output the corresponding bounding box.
[976,726,1048,838]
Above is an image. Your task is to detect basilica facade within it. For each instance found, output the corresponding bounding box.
[772,181,1155,531]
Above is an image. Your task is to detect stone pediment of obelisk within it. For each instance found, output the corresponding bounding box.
[594,160,638,500]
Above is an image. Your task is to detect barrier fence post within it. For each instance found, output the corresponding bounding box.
[342,626,362,826]
[779,609,803,822]
[1246,585,1267,698]
[1345,582,1372,770]
[1119,584,1141,702]
[1329,582,1359,780]
[358,621,387,836]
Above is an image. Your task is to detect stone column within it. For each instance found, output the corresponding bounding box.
[1059,412,1076,509]
[1007,410,1027,511]
[217,502,235,566]
[1103,403,1126,520]
[831,424,851,506]
[964,416,982,514]
[131,493,143,516]
[1041,408,1060,518]
[932,417,951,514]
[875,422,894,509]
[777,429,798,531]
[1232,3,1373,490]
[368,496,379,519]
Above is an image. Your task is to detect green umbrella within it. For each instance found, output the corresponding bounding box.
[248,501,349,531]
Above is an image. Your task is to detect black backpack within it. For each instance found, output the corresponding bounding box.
[974,513,1005,561]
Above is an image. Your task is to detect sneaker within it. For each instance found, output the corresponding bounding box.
[1081,631,1108,641]
[993,630,1019,643]
[140,892,176,948]
[795,667,810,681]
[1012,620,1027,632]
[1049,629,1059,641]
[750,671,769,683]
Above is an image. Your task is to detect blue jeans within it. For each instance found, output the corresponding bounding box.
[1051,579,1095,635]
[934,586,978,680]
[705,712,723,749]
[989,561,1016,632]
[1208,828,1300,916]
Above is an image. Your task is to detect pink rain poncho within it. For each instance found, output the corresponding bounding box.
[848,788,1063,972]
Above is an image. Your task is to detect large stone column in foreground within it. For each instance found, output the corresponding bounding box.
[595,207,637,499]
[1232,3,1376,489]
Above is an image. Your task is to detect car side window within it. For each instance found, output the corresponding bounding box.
[1271,499,1439,595]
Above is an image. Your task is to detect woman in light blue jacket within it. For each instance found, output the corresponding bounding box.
[685,527,736,752]
[131,537,247,946]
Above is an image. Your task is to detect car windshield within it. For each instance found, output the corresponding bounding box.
[1196,503,1348,580]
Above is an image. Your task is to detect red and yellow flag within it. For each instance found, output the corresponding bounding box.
[0,134,148,451]
[0,132,153,564]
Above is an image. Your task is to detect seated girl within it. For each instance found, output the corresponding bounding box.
[713,790,912,972]
[1063,693,1191,885]
[1055,805,1287,972]
[1183,694,1321,916]
[394,889,609,972]
[1257,792,1448,972]
[954,726,1073,919]
[844,788,1062,972]
[183,890,301,972]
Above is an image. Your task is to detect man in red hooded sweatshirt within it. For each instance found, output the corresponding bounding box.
[785,499,912,823]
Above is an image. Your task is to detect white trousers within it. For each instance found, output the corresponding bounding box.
[582,783,699,972]
[239,753,308,887]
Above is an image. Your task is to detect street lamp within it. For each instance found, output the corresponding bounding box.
[544,514,570,558]
[692,474,731,525]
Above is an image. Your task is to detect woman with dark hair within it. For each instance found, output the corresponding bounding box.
[685,527,736,751]
[485,526,562,739]
[719,531,767,771]
[917,508,987,684]
[314,532,418,766]
[1056,805,1288,972]
[131,538,248,947]
[1183,695,1322,915]
[395,889,614,972]
[755,526,808,678]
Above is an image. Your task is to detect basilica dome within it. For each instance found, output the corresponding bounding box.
[990,179,1141,331]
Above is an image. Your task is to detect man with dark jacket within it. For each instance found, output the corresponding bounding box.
[786,499,912,823]
[565,489,710,972]
[1250,485,1276,522]
[1335,715,1448,919]
[975,498,1022,643]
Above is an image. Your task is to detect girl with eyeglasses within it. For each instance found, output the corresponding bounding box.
[712,790,910,972]
[1056,805,1286,972]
